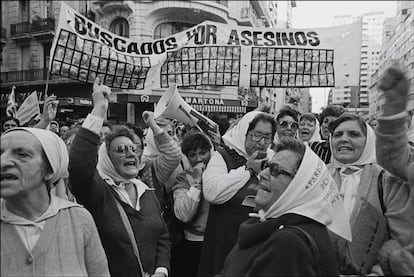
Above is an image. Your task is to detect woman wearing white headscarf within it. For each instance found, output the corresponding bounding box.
[1,128,109,277]
[69,80,170,277]
[328,113,414,275]
[298,112,321,144]
[198,111,276,277]
[219,139,351,276]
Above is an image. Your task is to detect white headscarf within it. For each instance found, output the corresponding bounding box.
[5,127,69,186]
[329,121,376,218]
[250,146,352,241]
[222,111,266,159]
[97,142,149,208]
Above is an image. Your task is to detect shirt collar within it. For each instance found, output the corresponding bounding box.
[1,196,80,230]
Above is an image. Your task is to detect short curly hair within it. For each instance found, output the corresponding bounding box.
[104,125,136,151]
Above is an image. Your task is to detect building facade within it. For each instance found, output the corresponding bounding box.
[329,12,386,116]
[369,0,414,117]
[1,0,297,124]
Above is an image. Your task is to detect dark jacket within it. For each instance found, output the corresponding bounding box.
[220,214,339,277]
[198,146,259,277]
[69,128,170,277]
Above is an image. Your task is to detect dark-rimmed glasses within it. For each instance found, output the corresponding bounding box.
[248,132,273,143]
[112,144,140,156]
[262,162,296,178]
[279,120,299,130]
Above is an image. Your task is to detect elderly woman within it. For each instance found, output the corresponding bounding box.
[273,107,300,144]
[69,80,170,277]
[298,112,321,143]
[171,132,213,277]
[219,139,351,276]
[328,113,414,275]
[198,111,276,277]
[1,128,109,276]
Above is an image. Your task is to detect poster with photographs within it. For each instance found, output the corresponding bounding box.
[50,4,362,91]
[160,46,241,88]
[51,30,151,89]
[250,47,334,87]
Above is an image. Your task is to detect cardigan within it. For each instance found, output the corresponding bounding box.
[219,214,339,277]
[1,205,109,277]
[376,112,414,187]
[329,163,414,275]
[172,168,210,240]
[69,127,170,277]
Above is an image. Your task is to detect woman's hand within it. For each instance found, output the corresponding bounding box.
[246,151,267,175]
[186,162,205,190]
[91,77,111,119]
[143,111,164,135]
[379,61,410,116]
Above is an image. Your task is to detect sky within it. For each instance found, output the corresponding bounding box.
[291,1,398,113]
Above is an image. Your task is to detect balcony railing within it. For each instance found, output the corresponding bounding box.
[10,18,55,37]
[31,17,55,33]
[0,68,62,83]
[10,22,31,36]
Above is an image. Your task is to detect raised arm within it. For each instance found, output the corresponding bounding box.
[143,111,183,184]
[68,78,111,208]
[376,63,412,181]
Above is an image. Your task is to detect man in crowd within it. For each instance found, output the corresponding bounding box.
[1,116,19,133]
[308,105,345,163]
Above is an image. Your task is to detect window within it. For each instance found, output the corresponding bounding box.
[110,18,129,38]
[43,44,51,69]
[19,0,30,21]
[154,22,194,39]
[21,46,30,70]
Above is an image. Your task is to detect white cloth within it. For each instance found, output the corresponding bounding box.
[97,142,150,211]
[4,127,69,186]
[338,168,363,219]
[250,146,352,241]
[329,123,377,217]
[143,127,159,159]
[0,196,80,251]
[310,120,322,142]
[202,151,251,204]
[222,111,266,159]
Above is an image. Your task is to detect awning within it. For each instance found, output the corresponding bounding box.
[190,104,246,113]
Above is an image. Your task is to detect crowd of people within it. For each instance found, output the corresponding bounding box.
[1,63,414,276]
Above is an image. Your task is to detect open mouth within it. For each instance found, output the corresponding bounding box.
[338,146,353,152]
[124,161,137,168]
[0,173,18,181]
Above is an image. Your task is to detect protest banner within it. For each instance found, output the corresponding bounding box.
[50,3,361,91]
[16,91,40,126]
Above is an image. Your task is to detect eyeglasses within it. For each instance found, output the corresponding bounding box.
[279,120,299,130]
[248,132,273,143]
[262,162,296,178]
[112,144,140,156]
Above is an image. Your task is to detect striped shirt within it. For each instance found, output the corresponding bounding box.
[309,140,331,164]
